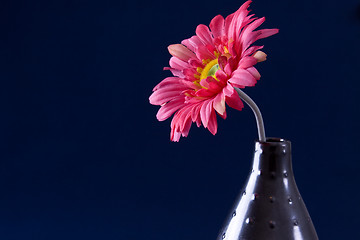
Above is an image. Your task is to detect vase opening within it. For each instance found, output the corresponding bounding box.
[263,138,287,143]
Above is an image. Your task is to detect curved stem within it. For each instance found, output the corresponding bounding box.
[234,87,266,142]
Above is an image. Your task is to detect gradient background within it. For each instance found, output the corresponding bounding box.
[1,0,360,239]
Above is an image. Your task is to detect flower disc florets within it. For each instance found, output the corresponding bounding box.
[149,0,278,141]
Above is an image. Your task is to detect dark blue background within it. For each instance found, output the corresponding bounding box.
[1,0,359,239]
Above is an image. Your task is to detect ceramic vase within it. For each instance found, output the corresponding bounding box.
[217,138,318,240]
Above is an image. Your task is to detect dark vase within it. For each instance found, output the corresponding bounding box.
[217,138,318,240]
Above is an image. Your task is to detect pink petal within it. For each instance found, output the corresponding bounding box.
[168,44,196,62]
[222,84,234,97]
[149,89,184,105]
[181,116,192,137]
[240,17,279,51]
[179,106,193,132]
[256,29,279,40]
[200,100,212,128]
[242,45,263,57]
[169,57,190,70]
[171,128,182,142]
[209,15,224,39]
[179,107,195,137]
[247,66,261,80]
[228,0,252,42]
[156,97,185,121]
[154,83,187,93]
[152,77,180,91]
[170,112,181,142]
[191,103,202,122]
[224,12,235,36]
[196,24,213,46]
[196,117,201,127]
[164,67,185,78]
[199,76,221,91]
[240,29,278,52]
[215,69,228,83]
[189,58,203,68]
[229,68,257,87]
[191,102,203,127]
[207,108,218,135]
[181,36,204,53]
[195,45,215,61]
[200,77,210,89]
[219,108,227,119]
[196,88,216,98]
[225,88,244,111]
[217,56,228,70]
[180,79,197,89]
[213,92,226,116]
[239,18,265,51]
[183,68,198,80]
[170,106,193,141]
[244,17,266,35]
[208,80,223,93]
[238,56,257,69]
[224,63,231,76]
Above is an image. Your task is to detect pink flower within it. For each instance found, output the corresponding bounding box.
[149,0,278,142]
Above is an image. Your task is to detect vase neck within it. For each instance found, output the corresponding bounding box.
[253,138,292,177]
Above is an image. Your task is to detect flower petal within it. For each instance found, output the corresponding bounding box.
[180,106,193,132]
[256,29,279,41]
[215,69,228,83]
[213,92,226,116]
[169,57,190,70]
[209,15,224,39]
[240,17,279,51]
[229,68,257,87]
[196,88,216,98]
[238,56,257,69]
[207,107,218,135]
[247,66,261,80]
[225,88,244,111]
[253,51,267,62]
[152,77,180,91]
[168,44,196,62]
[242,45,263,57]
[170,112,181,142]
[196,24,213,46]
[222,83,234,96]
[163,67,185,78]
[200,100,212,128]
[191,103,202,122]
[170,131,181,142]
[228,0,252,42]
[156,97,185,121]
[208,80,224,93]
[181,116,192,137]
[149,88,185,105]
[181,36,204,53]
[170,106,193,141]
[195,45,215,61]
[224,11,235,36]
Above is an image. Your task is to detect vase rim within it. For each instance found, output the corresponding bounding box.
[256,137,291,145]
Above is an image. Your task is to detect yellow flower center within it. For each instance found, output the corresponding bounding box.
[200,59,219,80]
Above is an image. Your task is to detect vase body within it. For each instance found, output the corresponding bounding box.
[217,138,318,240]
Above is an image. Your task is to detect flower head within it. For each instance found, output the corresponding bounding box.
[149,0,278,142]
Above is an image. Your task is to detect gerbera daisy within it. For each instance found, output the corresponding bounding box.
[149,0,278,142]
